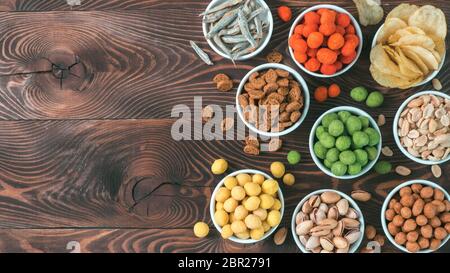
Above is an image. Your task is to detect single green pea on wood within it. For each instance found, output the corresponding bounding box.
[374,160,392,174]
[366,91,384,108]
[287,150,301,165]
[350,86,368,102]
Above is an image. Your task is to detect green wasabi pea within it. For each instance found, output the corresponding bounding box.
[326,148,340,163]
[374,160,392,174]
[287,151,301,165]
[348,163,362,175]
[315,126,326,139]
[319,132,335,149]
[354,149,369,166]
[324,159,333,169]
[331,161,347,176]
[358,116,369,129]
[345,116,362,135]
[338,111,352,123]
[336,135,352,151]
[365,146,378,161]
[352,131,370,148]
[364,127,380,146]
[366,91,384,108]
[339,150,356,165]
[350,87,368,102]
[328,120,344,137]
[322,113,338,128]
[314,142,328,160]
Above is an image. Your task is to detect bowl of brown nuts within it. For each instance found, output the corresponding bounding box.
[236,63,310,137]
[393,91,450,165]
[291,189,365,253]
[210,169,285,244]
[381,180,450,253]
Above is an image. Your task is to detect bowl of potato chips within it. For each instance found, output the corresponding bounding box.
[370,4,446,89]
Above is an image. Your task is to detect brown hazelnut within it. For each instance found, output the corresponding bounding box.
[394,202,403,213]
[385,208,395,221]
[412,198,425,216]
[406,241,420,252]
[406,231,419,242]
[374,234,385,246]
[423,203,437,219]
[365,225,376,240]
[402,219,417,232]
[399,187,412,197]
[420,224,433,239]
[388,222,400,236]
[400,195,414,208]
[392,215,405,227]
[394,232,407,245]
[388,198,397,209]
[434,189,445,201]
[400,207,412,219]
[434,227,448,240]
[445,223,450,234]
[431,200,446,213]
[411,184,423,194]
[444,200,450,211]
[416,215,428,226]
[430,216,441,228]
[417,237,430,249]
[420,187,434,199]
[441,212,450,223]
[430,238,441,250]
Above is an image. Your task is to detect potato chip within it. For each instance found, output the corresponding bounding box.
[391,34,436,51]
[394,47,423,79]
[370,65,422,89]
[386,4,419,23]
[370,44,408,79]
[398,46,430,75]
[427,34,446,57]
[376,18,408,44]
[400,45,439,70]
[408,5,447,40]
[353,0,384,26]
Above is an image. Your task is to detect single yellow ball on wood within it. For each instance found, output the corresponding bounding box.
[271,199,282,210]
[267,210,281,227]
[244,214,262,229]
[283,173,295,186]
[223,176,238,190]
[193,222,209,238]
[236,173,252,186]
[244,196,260,211]
[262,179,279,195]
[214,210,229,227]
[250,227,265,240]
[234,205,249,220]
[253,208,268,221]
[260,194,275,209]
[235,230,250,240]
[231,186,246,201]
[231,220,247,234]
[244,182,261,196]
[221,224,233,239]
[215,187,230,203]
[270,161,285,178]
[223,197,238,213]
[211,159,228,175]
[252,174,265,185]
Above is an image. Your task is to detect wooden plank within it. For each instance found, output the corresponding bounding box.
[0,5,448,120]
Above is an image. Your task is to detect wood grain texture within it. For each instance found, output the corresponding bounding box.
[0,0,449,253]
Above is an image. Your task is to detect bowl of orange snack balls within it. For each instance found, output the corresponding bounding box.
[288,4,363,77]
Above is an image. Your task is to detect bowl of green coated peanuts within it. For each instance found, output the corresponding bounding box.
[309,106,382,179]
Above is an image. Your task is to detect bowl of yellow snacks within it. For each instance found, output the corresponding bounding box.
[210,169,284,243]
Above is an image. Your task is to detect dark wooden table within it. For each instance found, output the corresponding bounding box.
[0,0,448,253]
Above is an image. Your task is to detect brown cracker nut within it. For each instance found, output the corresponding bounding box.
[412,198,425,216]
[424,203,437,219]
[277,87,289,96]
[406,231,419,242]
[252,77,266,89]
[430,238,441,250]
[395,232,407,245]
[238,94,249,108]
[266,51,283,63]
[275,69,289,78]
[245,136,259,147]
[434,189,445,201]
[416,215,428,226]
[411,184,423,194]
[290,111,301,123]
[400,195,415,208]
[213,73,230,84]
[418,237,430,249]
[277,78,289,87]
[249,72,259,83]
[406,241,420,252]
[385,208,395,221]
[264,69,278,83]
[434,227,447,240]
[402,219,417,232]
[388,222,400,236]
[400,187,412,197]
[420,225,433,238]
[263,82,279,94]
[280,111,291,122]
[244,144,260,156]
[248,90,265,99]
[420,187,434,199]
[286,101,302,112]
[217,80,233,92]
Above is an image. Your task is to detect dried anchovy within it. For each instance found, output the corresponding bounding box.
[200,0,244,16]
[233,44,257,59]
[247,7,265,21]
[207,9,239,39]
[254,17,263,39]
[190,41,213,65]
[213,35,231,57]
[238,9,256,47]
[222,35,248,44]
[203,8,230,24]
[231,42,249,52]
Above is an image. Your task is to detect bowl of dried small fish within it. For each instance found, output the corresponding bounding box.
[236,63,310,137]
[393,91,450,165]
[202,0,273,61]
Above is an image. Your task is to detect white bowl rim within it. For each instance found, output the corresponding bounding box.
[202,0,274,61]
[308,106,382,179]
[288,4,364,78]
[380,179,450,253]
[393,90,450,165]
[371,24,446,87]
[291,189,365,253]
[236,63,310,137]
[210,169,285,244]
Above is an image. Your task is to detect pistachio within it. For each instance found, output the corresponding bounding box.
[351,190,372,202]
[319,237,334,252]
[295,211,309,225]
[310,225,332,237]
[318,203,329,213]
[335,246,349,253]
[310,208,326,224]
[336,199,349,216]
[333,236,349,249]
[308,195,321,208]
[345,208,359,219]
[332,220,344,237]
[345,230,362,244]
[296,220,313,236]
[321,191,341,204]
[299,235,309,246]
[318,218,338,230]
[302,201,312,214]
[342,218,360,229]
[327,206,339,220]
[305,236,320,250]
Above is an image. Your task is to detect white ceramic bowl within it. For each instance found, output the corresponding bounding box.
[371,25,446,87]
[236,63,310,137]
[288,4,363,78]
[381,179,450,253]
[202,0,273,61]
[309,106,382,179]
[291,189,365,253]
[210,169,285,244]
[393,91,450,165]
